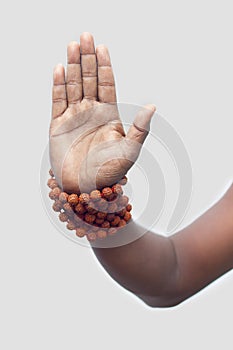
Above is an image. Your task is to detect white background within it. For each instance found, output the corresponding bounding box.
[1,0,233,349]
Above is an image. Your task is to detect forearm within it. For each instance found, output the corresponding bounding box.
[91,184,233,307]
[92,223,179,307]
[171,184,233,302]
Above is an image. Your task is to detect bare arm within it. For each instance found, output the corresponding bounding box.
[49,33,233,307]
[92,184,233,307]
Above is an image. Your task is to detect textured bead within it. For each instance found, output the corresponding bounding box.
[59,192,69,203]
[118,195,129,207]
[124,211,132,222]
[74,203,86,215]
[52,200,62,212]
[90,190,101,201]
[87,232,97,242]
[106,213,115,222]
[49,187,61,200]
[112,184,123,195]
[108,228,117,236]
[97,199,108,211]
[95,218,104,225]
[108,202,118,213]
[79,193,90,205]
[102,187,112,199]
[126,204,132,212]
[59,212,69,222]
[49,169,54,177]
[63,202,74,214]
[86,202,98,214]
[67,221,76,230]
[68,194,79,205]
[85,213,96,224]
[111,216,121,227]
[48,179,59,189]
[117,208,127,217]
[76,228,86,238]
[118,176,127,186]
[47,178,54,188]
[97,211,107,219]
[101,221,110,229]
[118,219,126,227]
[97,229,107,239]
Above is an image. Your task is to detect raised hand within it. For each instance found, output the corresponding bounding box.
[49,32,155,194]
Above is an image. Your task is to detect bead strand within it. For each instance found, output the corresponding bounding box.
[47,169,132,242]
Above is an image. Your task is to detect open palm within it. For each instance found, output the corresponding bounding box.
[49,33,155,194]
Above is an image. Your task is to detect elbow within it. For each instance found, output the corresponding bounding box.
[137,294,186,308]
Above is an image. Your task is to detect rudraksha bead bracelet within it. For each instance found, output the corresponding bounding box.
[47,169,132,242]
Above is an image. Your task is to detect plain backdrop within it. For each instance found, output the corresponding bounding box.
[1,0,233,349]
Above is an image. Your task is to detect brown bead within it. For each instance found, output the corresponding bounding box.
[101,221,110,229]
[118,219,126,227]
[112,184,123,195]
[76,228,86,238]
[117,208,127,217]
[86,202,98,214]
[47,178,54,188]
[118,176,127,186]
[63,202,74,214]
[90,190,101,201]
[66,221,76,230]
[118,195,129,207]
[95,218,104,225]
[97,211,107,219]
[124,211,132,222]
[49,187,61,200]
[59,192,69,203]
[49,190,56,200]
[111,216,121,227]
[87,232,97,242]
[59,212,69,222]
[102,187,113,199]
[74,203,86,215]
[84,213,96,224]
[97,230,107,239]
[79,193,90,205]
[126,204,132,212]
[108,228,117,236]
[108,203,118,213]
[52,200,62,212]
[49,169,54,177]
[48,179,59,189]
[68,194,79,205]
[97,199,108,211]
[106,213,115,222]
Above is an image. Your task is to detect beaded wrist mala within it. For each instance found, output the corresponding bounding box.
[47,169,132,242]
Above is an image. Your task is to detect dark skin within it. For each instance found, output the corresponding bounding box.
[50,32,233,307]
[92,184,233,307]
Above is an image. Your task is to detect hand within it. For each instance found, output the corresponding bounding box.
[49,32,155,193]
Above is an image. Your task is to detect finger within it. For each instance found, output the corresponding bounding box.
[66,42,82,104]
[80,32,97,100]
[96,45,116,103]
[126,105,156,144]
[52,64,67,118]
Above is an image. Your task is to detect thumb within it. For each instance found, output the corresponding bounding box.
[126,104,156,144]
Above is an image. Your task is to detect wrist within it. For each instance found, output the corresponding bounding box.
[47,169,132,242]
